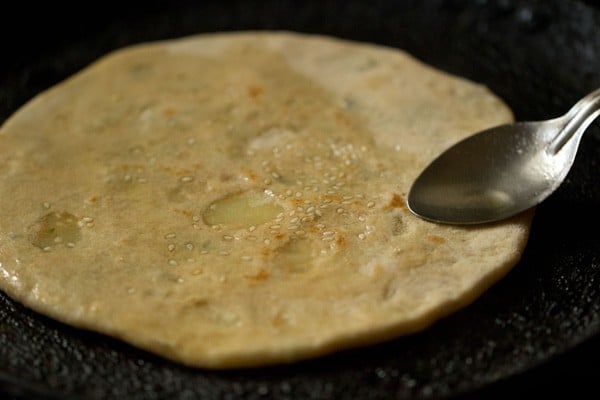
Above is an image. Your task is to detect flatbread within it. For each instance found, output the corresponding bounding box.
[0,32,532,369]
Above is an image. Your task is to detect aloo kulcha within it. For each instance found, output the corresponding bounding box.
[0,32,531,368]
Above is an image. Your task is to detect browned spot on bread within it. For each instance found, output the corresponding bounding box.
[247,84,264,99]
[427,235,446,244]
[173,208,194,217]
[245,268,270,281]
[385,193,407,211]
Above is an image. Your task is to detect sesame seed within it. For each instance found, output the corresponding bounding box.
[200,250,208,255]
[288,210,296,217]
[185,243,194,250]
[358,215,367,222]
[323,231,335,236]
[358,233,366,240]
[165,233,176,239]
[137,178,147,183]
[82,216,94,222]
[306,206,315,214]
[218,251,230,256]
[270,225,281,230]
[342,200,352,205]
[290,217,299,223]
[264,239,271,245]
[248,226,256,232]
[241,256,252,261]
[295,230,306,237]
[285,189,293,196]
[43,202,51,209]
[343,195,353,200]
[288,224,299,230]
[192,223,201,230]
[271,172,281,179]
[168,244,176,251]
[192,215,201,222]
[223,235,233,241]
[263,179,272,185]
[54,236,63,243]
[336,208,345,214]
[168,259,178,266]
[43,246,52,251]
[367,202,375,208]
[301,216,312,223]
[180,176,193,183]
[66,242,75,248]
[322,236,335,242]
[177,277,184,283]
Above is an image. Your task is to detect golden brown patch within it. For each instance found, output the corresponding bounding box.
[240,167,259,183]
[244,268,270,281]
[247,84,264,99]
[163,108,177,117]
[427,235,446,244]
[385,193,407,211]
[173,208,194,217]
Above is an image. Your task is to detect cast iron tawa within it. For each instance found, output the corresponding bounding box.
[1,1,599,398]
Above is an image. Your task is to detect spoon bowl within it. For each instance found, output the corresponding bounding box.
[407,88,600,224]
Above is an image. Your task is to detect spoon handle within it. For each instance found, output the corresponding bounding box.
[548,88,600,154]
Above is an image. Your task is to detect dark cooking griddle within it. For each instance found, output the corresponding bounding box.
[1,1,600,399]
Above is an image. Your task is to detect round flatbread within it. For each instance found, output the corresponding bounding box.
[0,32,531,369]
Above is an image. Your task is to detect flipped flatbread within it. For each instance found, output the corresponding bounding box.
[0,32,531,368]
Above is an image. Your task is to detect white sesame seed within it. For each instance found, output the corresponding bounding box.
[192,215,201,222]
[43,246,52,251]
[168,244,176,251]
[342,200,352,205]
[288,224,299,230]
[264,239,271,245]
[270,225,281,230]
[165,233,176,239]
[218,251,230,256]
[322,236,335,242]
[54,236,63,243]
[185,243,194,250]
[288,210,296,217]
[223,235,233,241]
[306,206,315,214]
[336,208,345,214]
[271,172,281,179]
[358,215,367,222]
[168,259,178,266]
[323,231,335,236]
[200,250,209,255]
[248,226,256,232]
[82,216,94,222]
[43,202,51,209]
[285,189,293,196]
[241,256,252,261]
[358,233,366,240]
[367,201,375,208]
[66,242,75,248]
[137,178,147,183]
[180,176,193,182]
[290,217,299,223]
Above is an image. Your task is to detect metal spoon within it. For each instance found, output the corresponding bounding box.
[407,88,600,224]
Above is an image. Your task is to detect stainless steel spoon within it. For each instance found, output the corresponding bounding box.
[407,88,600,224]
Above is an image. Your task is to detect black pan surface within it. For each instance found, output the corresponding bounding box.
[1,1,599,399]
